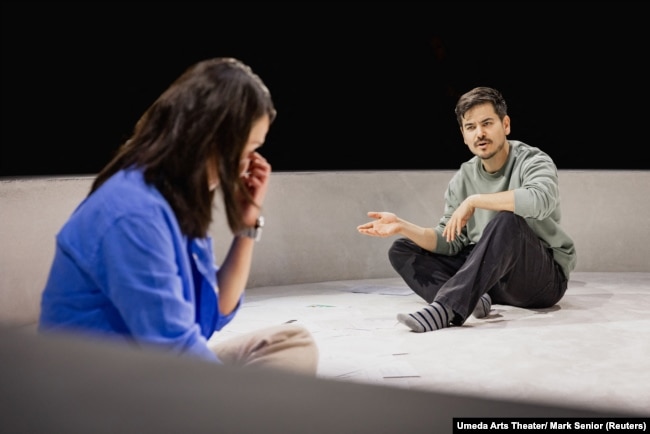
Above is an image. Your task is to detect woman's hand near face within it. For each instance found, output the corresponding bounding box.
[240,151,271,227]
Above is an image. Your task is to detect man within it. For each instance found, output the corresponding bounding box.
[357,86,576,332]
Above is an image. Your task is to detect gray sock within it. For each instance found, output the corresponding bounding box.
[472,293,492,318]
[397,301,453,333]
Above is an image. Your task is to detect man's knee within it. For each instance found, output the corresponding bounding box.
[493,211,519,225]
[388,238,415,269]
[486,211,525,234]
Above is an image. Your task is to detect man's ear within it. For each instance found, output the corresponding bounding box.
[502,115,511,135]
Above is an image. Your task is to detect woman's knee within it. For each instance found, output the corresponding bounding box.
[272,324,319,375]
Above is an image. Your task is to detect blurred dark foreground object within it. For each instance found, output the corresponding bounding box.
[0,326,634,434]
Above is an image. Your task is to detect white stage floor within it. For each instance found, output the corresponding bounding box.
[211,272,650,417]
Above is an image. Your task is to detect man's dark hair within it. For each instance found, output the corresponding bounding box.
[454,87,508,127]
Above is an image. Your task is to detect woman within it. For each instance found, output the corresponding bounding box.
[39,57,318,375]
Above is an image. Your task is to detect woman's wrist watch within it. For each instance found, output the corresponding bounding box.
[238,216,264,242]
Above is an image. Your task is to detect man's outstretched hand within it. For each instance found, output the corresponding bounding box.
[357,211,401,237]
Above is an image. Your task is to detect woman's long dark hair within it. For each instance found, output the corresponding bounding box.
[90,58,276,238]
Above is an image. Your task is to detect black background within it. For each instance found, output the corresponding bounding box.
[2,2,648,177]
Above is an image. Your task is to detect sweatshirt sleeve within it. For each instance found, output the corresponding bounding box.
[513,151,560,220]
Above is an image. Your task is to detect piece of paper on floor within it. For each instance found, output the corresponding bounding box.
[340,284,413,296]
[379,360,420,378]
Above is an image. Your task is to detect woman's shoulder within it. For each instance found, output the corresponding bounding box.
[69,169,172,231]
[99,169,167,211]
[59,169,178,250]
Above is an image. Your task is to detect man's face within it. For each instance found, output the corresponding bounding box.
[460,102,510,162]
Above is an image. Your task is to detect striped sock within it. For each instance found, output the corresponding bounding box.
[397,301,453,333]
[472,293,492,318]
